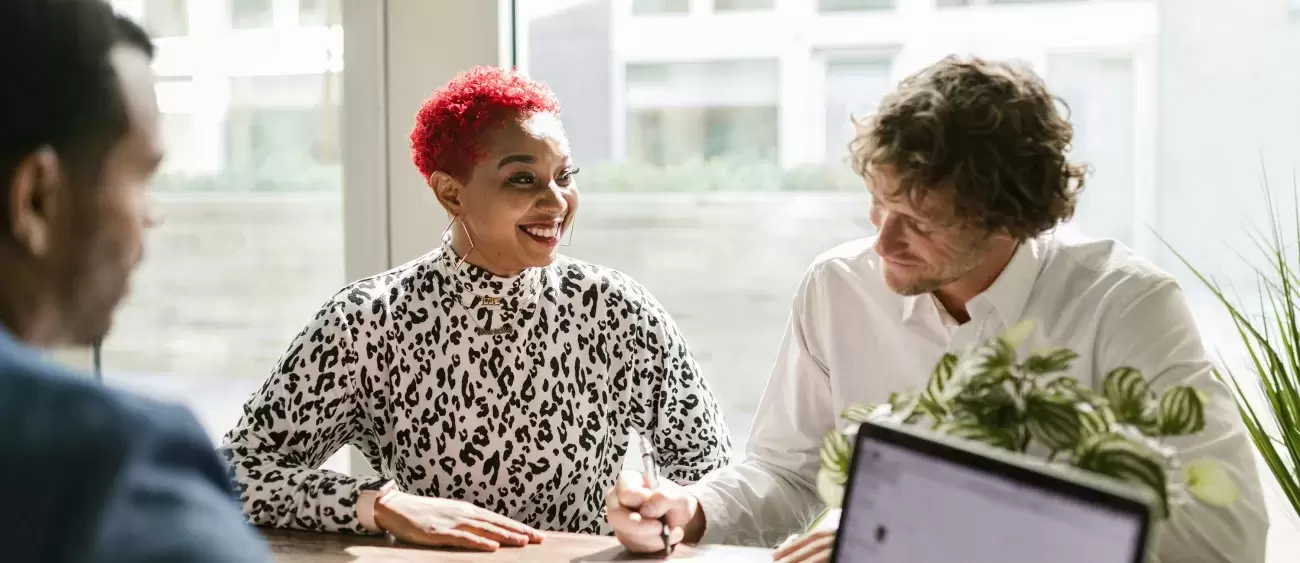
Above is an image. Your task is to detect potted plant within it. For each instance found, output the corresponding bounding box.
[1164,186,1300,523]
[816,319,1239,528]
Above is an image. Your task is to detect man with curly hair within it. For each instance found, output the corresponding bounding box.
[609,56,1268,563]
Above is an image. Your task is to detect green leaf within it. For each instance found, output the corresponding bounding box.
[1158,386,1209,436]
[817,467,846,509]
[953,390,1020,430]
[1025,392,1085,451]
[1001,319,1035,349]
[1022,348,1079,376]
[983,338,1018,376]
[924,353,960,404]
[1183,458,1239,507]
[887,390,921,421]
[841,404,878,424]
[1074,433,1170,517]
[1075,402,1111,438]
[819,429,852,483]
[935,420,1019,451]
[1103,367,1157,425]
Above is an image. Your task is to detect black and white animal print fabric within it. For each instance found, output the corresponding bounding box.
[219,242,733,535]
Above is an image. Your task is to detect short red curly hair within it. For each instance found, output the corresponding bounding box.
[410,66,561,183]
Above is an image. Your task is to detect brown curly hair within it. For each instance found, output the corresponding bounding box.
[850,56,1087,240]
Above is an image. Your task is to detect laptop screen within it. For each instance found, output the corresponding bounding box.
[834,432,1147,563]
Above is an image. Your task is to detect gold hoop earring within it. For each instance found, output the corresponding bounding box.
[442,215,475,271]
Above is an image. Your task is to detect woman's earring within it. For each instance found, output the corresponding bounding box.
[561,216,576,247]
[442,215,475,271]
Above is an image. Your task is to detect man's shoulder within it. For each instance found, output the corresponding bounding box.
[0,349,205,461]
[1040,230,1178,301]
[802,237,886,288]
[0,346,267,561]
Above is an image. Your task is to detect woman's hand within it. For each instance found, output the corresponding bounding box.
[605,470,703,553]
[373,492,545,551]
[773,530,836,563]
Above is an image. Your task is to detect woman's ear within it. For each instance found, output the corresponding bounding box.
[429,171,463,216]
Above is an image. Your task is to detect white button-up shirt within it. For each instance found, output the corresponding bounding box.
[689,231,1269,562]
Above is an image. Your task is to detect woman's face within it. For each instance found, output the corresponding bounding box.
[435,111,579,277]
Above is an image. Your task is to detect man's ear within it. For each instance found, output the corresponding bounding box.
[6,147,63,257]
[429,171,464,217]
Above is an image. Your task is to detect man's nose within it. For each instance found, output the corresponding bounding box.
[873,212,905,256]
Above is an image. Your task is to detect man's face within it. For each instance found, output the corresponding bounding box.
[867,165,997,296]
[50,46,162,345]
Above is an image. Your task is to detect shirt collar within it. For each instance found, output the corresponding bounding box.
[435,235,547,307]
[0,321,16,350]
[901,236,1048,328]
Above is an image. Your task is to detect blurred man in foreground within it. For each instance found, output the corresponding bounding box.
[0,1,271,561]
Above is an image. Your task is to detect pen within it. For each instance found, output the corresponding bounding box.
[636,430,673,555]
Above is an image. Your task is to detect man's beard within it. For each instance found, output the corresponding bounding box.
[882,237,995,297]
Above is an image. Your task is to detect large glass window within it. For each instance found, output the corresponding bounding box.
[821,53,894,164]
[103,2,346,474]
[715,0,775,11]
[624,60,780,169]
[1047,54,1136,246]
[819,0,896,12]
[298,0,342,26]
[632,0,690,14]
[523,7,1300,553]
[230,0,274,29]
[142,0,189,38]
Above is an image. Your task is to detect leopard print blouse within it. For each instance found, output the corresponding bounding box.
[219,242,733,536]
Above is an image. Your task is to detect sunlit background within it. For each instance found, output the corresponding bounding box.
[94,0,1297,556]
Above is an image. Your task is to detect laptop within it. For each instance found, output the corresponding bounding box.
[832,420,1154,563]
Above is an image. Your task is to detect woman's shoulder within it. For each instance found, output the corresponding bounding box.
[321,250,445,314]
[548,255,664,311]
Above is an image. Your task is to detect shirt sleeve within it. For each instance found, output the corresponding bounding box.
[218,298,373,535]
[631,282,734,485]
[1096,280,1269,563]
[686,262,836,547]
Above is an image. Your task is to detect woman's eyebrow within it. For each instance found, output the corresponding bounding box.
[497,154,535,168]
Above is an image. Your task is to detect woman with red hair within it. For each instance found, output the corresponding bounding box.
[220,66,733,551]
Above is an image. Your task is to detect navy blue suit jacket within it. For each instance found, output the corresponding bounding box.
[0,328,271,562]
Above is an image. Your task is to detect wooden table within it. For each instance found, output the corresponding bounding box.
[263,527,772,562]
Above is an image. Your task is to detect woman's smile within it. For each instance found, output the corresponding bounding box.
[519,220,562,246]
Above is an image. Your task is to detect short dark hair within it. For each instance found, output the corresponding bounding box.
[0,0,155,191]
[851,56,1087,240]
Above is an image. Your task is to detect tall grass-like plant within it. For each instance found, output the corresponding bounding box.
[1161,180,1300,522]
